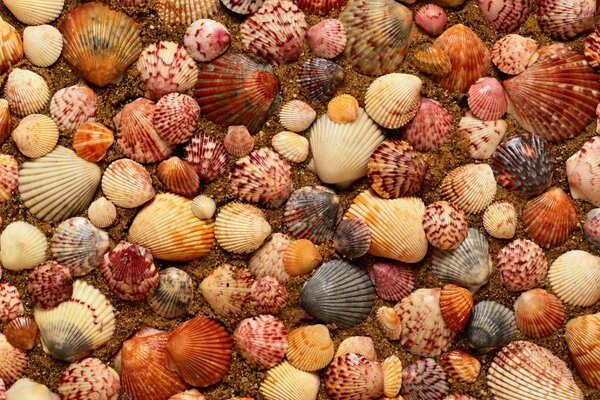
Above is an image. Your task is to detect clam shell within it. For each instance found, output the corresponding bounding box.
[498,239,547,292]
[0,283,22,322]
[260,361,319,400]
[402,98,453,152]
[365,74,422,129]
[11,114,58,159]
[0,17,22,75]
[382,356,402,398]
[72,122,114,163]
[327,94,359,124]
[333,218,371,259]
[369,261,415,301]
[221,0,264,13]
[233,315,288,369]
[184,133,227,183]
[458,112,508,160]
[467,77,507,121]
[415,4,447,36]
[537,0,595,40]
[0,100,10,145]
[567,136,600,207]
[402,358,449,400]
[214,202,271,254]
[466,301,517,353]
[300,260,375,328]
[439,350,480,384]
[584,208,600,254]
[287,325,334,371]
[412,44,452,76]
[377,306,403,340]
[483,201,517,239]
[199,264,253,317]
[102,159,155,209]
[325,353,384,400]
[0,154,18,203]
[0,221,47,271]
[153,93,200,144]
[154,0,219,25]
[157,156,200,198]
[191,195,216,220]
[224,126,254,158]
[50,84,97,131]
[335,336,377,361]
[272,131,309,163]
[23,25,63,68]
[440,163,496,214]
[249,276,288,315]
[27,261,73,309]
[514,288,564,338]
[307,19,347,59]
[5,317,38,351]
[565,313,600,390]
[3,0,64,25]
[0,333,27,386]
[249,233,291,282]
[548,250,600,307]
[585,26,600,71]
[439,284,473,332]
[279,100,316,132]
[59,358,120,400]
[283,239,322,276]
[4,69,50,117]
[422,201,468,251]
[184,19,230,62]
[297,58,345,103]
[148,268,194,318]
[491,34,538,75]
[477,0,528,32]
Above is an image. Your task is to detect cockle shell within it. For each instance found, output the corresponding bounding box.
[440,163,496,214]
[221,0,264,13]
[0,333,27,386]
[377,306,403,340]
[402,358,449,400]
[0,154,17,203]
[224,126,254,157]
[0,283,22,322]
[249,233,291,282]
[498,239,547,292]
[422,201,468,250]
[28,262,73,309]
[335,337,377,361]
[148,268,194,318]
[327,94,359,124]
[365,74,422,129]
[4,69,50,117]
[325,353,384,400]
[102,159,155,209]
[184,133,227,183]
[467,77,507,121]
[296,0,344,14]
[514,288,564,337]
[585,208,600,254]
[5,317,38,351]
[250,276,288,315]
[272,131,309,163]
[153,93,200,144]
[548,250,600,307]
[567,136,600,207]
[283,239,322,276]
[402,98,453,152]
[200,264,253,317]
[369,261,415,301]
[214,203,271,254]
[412,44,452,76]
[23,25,63,68]
[585,27,600,71]
[0,221,47,271]
[483,201,517,239]
[537,0,595,40]
[50,84,97,131]
[333,218,371,259]
[157,157,200,198]
[467,301,517,353]
[279,100,316,133]
[154,0,219,25]
[458,112,507,160]
[11,114,58,159]
[72,122,114,162]
[439,350,480,384]
[0,17,22,75]
[260,361,319,400]
[0,100,10,146]
[169,390,207,400]
[2,0,64,25]
[565,313,600,390]
[287,324,334,371]
[297,58,345,103]
[234,315,288,370]
[491,34,538,75]
[415,4,447,36]
[477,0,528,32]
[307,19,347,59]
[184,19,230,62]
[439,284,473,332]
[59,358,120,400]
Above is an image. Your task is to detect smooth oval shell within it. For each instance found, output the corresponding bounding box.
[369,261,415,301]
[415,4,447,36]
[439,284,473,332]
[4,69,50,117]
[440,163,496,214]
[466,301,517,353]
[191,195,216,220]
[102,159,155,209]
[491,34,538,75]
[11,114,58,159]
[365,74,422,129]
[279,100,316,133]
[402,98,453,152]
[234,315,288,370]
[498,239,547,292]
[283,239,322,276]
[402,358,449,400]
[333,218,371,259]
[567,136,600,207]
[459,112,508,160]
[439,350,480,384]
[260,361,319,400]
[5,317,38,351]
[59,358,120,400]
[514,288,564,338]
[565,313,600,390]
[327,94,359,124]
[548,250,600,307]
[287,325,334,371]
[23,25,63,68]
[307,19,347,59]
[199,264,253,317]
[214,202,271,254]
[73,122,114,163]
[184,19,230,62]
[325,353,384,400]
[422,201,468,250]
[483,201,517,239]
[27,261,73,309]
[477,0,528,32]
[0,221,47,271]
[148,268,194,318]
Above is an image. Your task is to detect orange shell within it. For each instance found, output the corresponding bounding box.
[72,122,114,162]
[514,288,564,338]
[5,317,38,351]
[439,350,480,383]
[439,284,473,332]
[566,313,600,389]
[283,239,322,276]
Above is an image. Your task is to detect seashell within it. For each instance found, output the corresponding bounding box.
[412,44,452,76]
[102,159,155,209]
[59,2,142,87]
[369,261,415,301]
[59,358,120,400]
[116,98,174,163]
[250,276,288,314]
[72,122,114,163]
[439,284,473,332]
[27,262,73,309]
[415,4,447,36]
[503,43,600,143]
[477,0,528,32]
[377,306,403,340]
[137,41,198,101]
[0,154,18,203]
[0,17,23,75]
[422,201,468,251]
[249,233,291,282]
[224,126,254,157]
[466,301,517,353]
[335,337,377,361]
[0,100,10,146]
[287,325,334,371]
[459,112,507,160]
[488,341,584,399]
[260,361,320,400]
[221,0,264,13]
[283,239,322,276]
[310,109,385,187]
[439,350,480,384]
[87,197,117,229]
[402,98,453,152]
[34,280,115,362]
[0,283,22,322]
[184,133,227,183]
[365,74,422,129]
[199,264,253,317]
[215,202,271,254]
[537,0,595,40]
[184,19,230,62]
[325,353,384,400]
[522,187,576,248]
[153,93,200,144]
[50,217,109,277]
[4,69,50,117]
[154,0,219,25]
[497,239,547,292]
[0,221,47,271]
[491,34,538,75]
[0,334,27,386]
[297,58,345,103]
[233,315,288,369]
[307,19,347,59]
[279,101,316,132]
[483,201,517,239]
[585,27,600,71]
[157,157,200,198]
[548,250,600,307]
[284,186,343,244]
[148,268,194,318]
[50,84,97,131]
[431,229,492,293]
[240,0,307,66]
[194,53,280,134]
[432,24,490,93]
[295,0,344,14]
[327,94,359,124]
[402,358,449,400]
[5,317,38,351]
[23,25,63,68]
[128,193,215,261]
[301,260,374,328]
[565,313,600,390]
[440,163,496,214]
[5,379,56,400]
[585,208,600,254]
[169,390,207,400]
[567,136,600,207]
[339,0,414,76]
[514,288,564,337]
[445,394,475,400]
[333,218,371,259]
[191,195,216,220]
[11,114,58,159]
[382,356,402,398]
[467,77,507,121]
[272,131,309,163]
[166,315,233,386]
[395,288,455,357]
[2,0,64,25]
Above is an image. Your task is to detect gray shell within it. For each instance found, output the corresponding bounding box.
[467,301,517,353]
[147,268,194,318]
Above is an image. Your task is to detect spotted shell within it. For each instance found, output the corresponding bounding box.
[439,350,480,384]
[234,315,288,370]
[0,283,22,323]
[415,4,447,36]
[483,201,517,239]
[585,208,600,254]
[491,34,538,75]
[250,276,288,315]
[0,333,27,386]
[148,268,194,318]
[249,233,291,282]
[184,133,227,183]
[537,0,595,40]
[440,163,496,214]
[50,84,97,131]
[153,93,200,144]
[514,288,564,338]
[498,239,547,292]
[458,112,508,160]
[184,19,230,62]
[422,201,468,251]
[585,26,600,71]
[402,98,453,152]
[199,264,253,317]
[221,0,264,13]
[325,353,384,400]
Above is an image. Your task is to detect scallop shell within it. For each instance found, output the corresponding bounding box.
[514,288,564,338]
[11,114,58,159]
[102,159,155,209]
[129,193,215,261]
[339,0,414,76]
[224,126,254,158]
[439,284,473,332]
[249,233,291,283]
[301,260,375,328]
[402,98,453,152]
[272,132,309,163]
[365,74,422,129]
[440,163,496,214]
[148,268,193,318]
[191,195,216,220]
[402,358,449,400]
[466,301,517,353]
[0,154,17,203]
[0,100,10,146]
[154,0,219,25]
[0,333,27,386]
[346,190,428,263]
[5,317,38,351]
[23,25,63,68]
[2,0,64,25]
[296,0,344,14]
[0,221,47,271]
[467,77,507,121]
[307,19,347,59]
[565,313,600,390]
[381,356,402,398]
[333,218,371,259]
[297,58,345,103]
[422,201,468,251]
[412,44,452,76]
[585,26,600,71]
[27,261,73,309]
[458,112,508,160]
[0,17,23,75]
[249,276,288,315]
[325,353,384,400]
[0,283,22,322]
[498,239,547,292]
[157,157,200,198]
[287,325,334,371]
[567,136,600,207]
[184,133,227,183]
[184,19,230,62]
[153,93,200,144]
[214,202,271,254]
[335,336,377,361]
[415,4,447,36]
[537,0,595,40]
[199,263,253,317]
[59,2,142,87]
[369,261,415,301]
[548,250,600,307]
[59,358,120,400]
[377,306,403,340]
[477,0,528,32]
[260,361,320,400]
[233,315,288,369]
[327,94,359,124]
[72,122,114,163]
[491,34,538,75]
[283,239,322,276]
[50,84,97,131]
[279,100,316,133]
[221,0,264,13]
[34,280,115,362]
[585,208,600,254]
[483,201,517,239]
[4,69,50,117]
[439,350,480,384]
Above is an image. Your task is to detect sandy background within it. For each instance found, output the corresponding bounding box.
[0,0,599,399]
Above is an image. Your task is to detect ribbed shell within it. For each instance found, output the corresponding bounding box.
[585,26,600,71]
[514,288,564,338]
[415,4,447,36]
[2,0,64,25]
[307,19,347,59]
[537,0,595,40]
[548,250,600,307]
[0,17,22,75]
[422,201,468,251]
[440,163,496,214]
[184,133,227,183]
[459,112,508,160]
[368,261,415,301]
[157,157,200,198]
[233,315,288,369]
[0,154,18,203]
[224,126,254,158]
[153,93,200,145]
[279,100,316,132]
[214,202,272,254]
[58,358,120,400]
[283,239,322,276]
[565,313,600,390]
[11,114,58,158]
[154,0,219,25]
[260,361,320,400]
[335,336,377,361]
[5,317,38,352]
[4,69,50,117]
[272,131,309,163]
[439,284,473,332]
[23,25,63,68]
[0,221,47,271]
[249,233,291,282]
[0,333,27,386]
[249,276,288,315]
[585,208,600,254]
[287,324,334,371]
[412,44,452,76]
[50,84,97,131]
[402,98,453,152]
[148,268,194,318]
[439,350,480,384]
[477,0,528,32]
[27,261,73,309]
[497,239,547,292]
[327,94,359,124]
[366,74,422,129]
[0,283,22,322]
[567,136,600,207]
[467,301,517,353]
[297,58,346,103]
[377,307,402,340]
[333,218,371,259]
[102,158,155,209]
[191,195,216,220]
[72,122,114,163]
[0,100,10,145]
[183,19,230,63]
[324,353,385,400]
[199,263,253,316]
[467,77,507,121]
[491,34,538,75]
[402,358,449,400]
[483,202,517,239]
[295,0,344,14]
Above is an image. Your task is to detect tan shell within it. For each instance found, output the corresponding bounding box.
[260,361,320,400]
[191,195,216,220]
[87,197,117,228]
[3,0,64,25]
[272,131,309,163]
[335,336,377,361]
[11,114,59,158]
[102,159,155,209]
[4,69,50,117]
[283,239,322,276]
[286,325,334,372]
[382,355,402,398]
[214,203,272,254]
[0,221,47,271]
[483,201,517,239]
[23,25,63,68]
[279,100,316,132]
[327,94,359,124]
[377,306,402,340]
[548,250,600,307]
[458,112,508,160]
[0,17,23,75]
[365,73,422,129]
[440,163,496,214]
[566,313,600,389]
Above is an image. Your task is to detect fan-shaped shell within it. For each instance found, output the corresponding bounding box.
[287,324,334,371]
[0,283,22,322]
[377,306,402,340]
[477,0,528,32]
[72,122,114,163]
[260,361,320,400]
[440,163,496,214]
[327,94,359,124]
[439,284,473,332]
[250,276,288,315]
[467,301,517,353]
[297,58,345,103]
[11,114,58,159]
[439,350,480,384]
[279,100,316,133]
[0,154,17,203]
[59,358,120,400]
[5,317,38,352]
[87,197,117,229]
[102,159,155,209]
[0,17,23,75]
[0,333,27,386]
[467,77,507,121]
[498,239,547,292]
[295,0,344,14]
[157,157,199,198]
[234,315,288,369]
[272,131,309,163]
[402,358,449,400]
[491,34,538,75]
[514,288,564,338]
[459,112,508,160]
[415,4,447,36]
[537,0,595,40]
[5,378,56,400]
[483,201,517,239]
[199,263,253,316]
[335,336,377,361]
[214,202,271,254]
[0,100,10,146]
[184,19,230,62]
[23,25,63,68]
[154,0,219,25]
[184,133,227,183]
[548,250,600,307]
[191,195,216,220]
[221,0,264,13]
[366,74,422,129]
[153,93,200,145]
[381,355,402,398]
[284,239,322,276]
[4,68,50,117]
[2,0,64,25]
[28,262,73,309]
[567,136,600,207]
[412,44,452,77]
[422,201,468,251]
[0,221,47,271]
[402,98,453,152]
[224,126,254,157]
[325,353,384,400]
[249,233,291,282]
[50,84,97,131]
[333,218,371,259]
[565,313,600,390]
[307,19,347,59]
[585,208,600,254]
[585,26,600,71]
[368,261,415,301]
[148,268,194,318]
[522,187,576,248]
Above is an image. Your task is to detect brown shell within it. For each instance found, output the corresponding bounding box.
[413,44,452,76]
[439,350,480,383]
[439,284,473,332]
[515,288,564,338]
[157,156,200,198]
[5,317,38,351]
[565,313,600,389]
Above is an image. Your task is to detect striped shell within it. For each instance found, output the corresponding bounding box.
[412,44,452,76]
[0,333,27,386]
[234,315,288,369]
[72,122,114,163]
[287,324,334,371]
[498,239,547,292]
[184,133,227,183]
[491,34,538,75]
[11,114,58,159]
[279,100,316,133]
[249,233,291,282]
[23,25,63,68]
[214,203,271,254]
[514,288,564,338]
[567,136,600,207]
[260,361,320,400]
[477,0,528,32]
[0,17,22,75]
[87,197,117,229]
[402,98,453,152]
[402,358,449,400]
[368,261,415,301]
[191,195,216,220]
[249,276,288,315]
[422,201,468,251]
[0,154,17,203]
[377,306,403,340]
[221,0,264,13]
[224,126,254,158]
[297,58,345,103]
[459,112,508,160]
[585,26,600,71]
[467,301,517,353]
[154,0,219,25]
[157,157,200,198]
[365,74,422,129]
[148,268,194,318]
[467,77,507,121]
[0,283,22,322]
[27,262,73,309]
[58,358,120,400]
[102,159,155,209]
[272,131,309,163]
[440,163,496,214]
[153,93,200,144]
[548,250,600,307]
[483,201,517,239]
[325,353,384,400]
[537,0,595,40]
[439,350,480,384]
[333,218,371,259]
[565,313,600,390]
[4,69,50,117]
[439,284,473,332]
[3,0,64,25]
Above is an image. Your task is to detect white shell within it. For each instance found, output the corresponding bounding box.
[483,201,517,239]
[279,100,316,132]
[191,195,216,219]
[4,68,50,117]
[215,202,272,254]
[260,361,320,400]
[87,197,117,228]
[272,131,309,163]
[102,159,155,209]
[440,163,496,214]
[2,0,64,25]
[566,136,600,207]
[5,378,58,400]
[11,114,59,158]
[458,112,508,160]
[548,250,600,307]
[365,73,422,129]
[0,221,47,271]
[22,25,63,67]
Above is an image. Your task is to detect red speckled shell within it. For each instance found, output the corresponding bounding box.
[296,0,345,14]
[325,353,384,400]
[27,261,73,309]
[402,358,449,400]
[50,84,97,131]
[184,133,227,183]
[307,19,347,59]
[537,0,595,40]
[402,98,453,152]
[0,333,27,386]
[0,283,22,322]
[250,277,288,315]
[234,315,288,370]
[422,201,469,250]
[368,261,415,301]
[477,0,528,32]
[497,239,547,291]
[59,358,121,400]
[153,93,200,144]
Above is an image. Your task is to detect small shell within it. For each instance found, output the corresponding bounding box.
[87,197,117,229]
[279,100,316,132]
[72,122,114,162]
[467,77,507,121]
[215,202,272,254]
[297,58,345,103]
[0,221,47,271]
[402,98,453,152]
[325,353,384,400]
[283,239,322,276]
[233,315,288,369]
[296,0,344,14]
[402,358,449,400]
[102,159,155,209]
[5,317,38,351]
[221,0,264,13]
[439,350,480,384]
[565,313,600,390]
[59,358,120,400]
[158,157,199,198]
[477,0,528,32]
[537,0,595,40]
[585,27,600,71]
[412,44,453,76]
[51,217,109,277]
[567,136,600,207]
[422,201,468,251]
[327,94,359,124]
[0,17,22,76]
[250,276,288,315]
[458,112,508,160]
[377,307,403,340]
[483,201,517,239]
[491,34,538,75]
[224,126,254,157]
[333,218,371,259]
[148,268,194,318]
[199,264,253,317]
[23,25,63,68]
[548,250,600,307]
[514,288,564,338]
[4,69,50,117]
[382,356,402,398]
[184,133,227,183]
[439,284,473,332]
[191,195,216,220]
[585,208,600,254]
[498,239,547,292]
[153,93,200,144]
[301,260,375,328]
[0,333,27,386]
[287,325,334,371]
[466,301,517,353]
[440,163,496,214]
[307,19,347,59]
[369,261,415,301]
[11,114,59,159]
[335,337,377,361]
[272,131,309,163]
[366,74,422,129]
[0,154,18,203]
[154,0,219,25]
[415,4,447,36]
[27,262,73,309]
[3,0,64,25]
[260,361,320,400]
[0,100,10,145]
[5,379,56,400]
[184,19,230,62]
[50,84,97,131]
[0,283,22,322]
[249,233,291,282]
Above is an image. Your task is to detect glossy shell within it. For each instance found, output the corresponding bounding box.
[0,221,47,271]
[234,315,288,369]
[157,156,200,198]
[5,317,38,351]
[184,19,230,62]
[72,122,114,163]
[514,288,564,338]
[466,301,517,353]
[415,4,447,36]
[283,239,322,276]
[567,136,600,207]
[148,268,194,318]
[548,250,600,307]
[565,313,600,390]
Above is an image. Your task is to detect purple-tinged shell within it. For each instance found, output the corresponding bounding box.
[221,0,265,13]
[249,233,292,283]
[307,19,347,59]
[240,0,307,66]
[234,315,288,369]
[50,84,97,131]
[231,147,292,208]
[199,264,254,317]
[492,133,554,198]
[27,261,73,309]
[395,288,455,357]
[59,358,121,400]
[491,34,538,75]
[439,350,481,384]
[584,208,600,254]
[422,201,468,250]
[0,333,27,386]
[184,19,230,62]
[297,58,345,103]
[585,26,600,71]
[284,186,343,244]
[477,0,528,32]
[153,93,200,144]
[148,268,194,318]
[333,218,371,259]
[325,353,384,400]
[468,77,507,121]
[184,133,227,183]
[5,317,38,351]
[402,358,449,400]
[369,261,415,301]
[415,4,447,36]
[224,126,254,157]
[250,276,288,314]
[467,301,517,353]
[567,136,600,207]
[402,98,453,152]
[536,0,595,40]
[157,157,200,198]
[498,239,547,292]
[0,283,22,323]
[459,112,508,160]
[514,288,564,337]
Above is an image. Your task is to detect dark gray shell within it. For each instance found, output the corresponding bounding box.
[147,268,194,318]
[467,301,517,353]
[333,218,371,259]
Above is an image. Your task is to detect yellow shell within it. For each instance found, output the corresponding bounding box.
[214,203,272,254]
[327,94,359,124]
[154,0,219,25]
[260,361,320,400]
[382,356,402,398]
[286,325,334,372]
[11,114,58,158]
[566,313,600,389]
[0,17,23,74]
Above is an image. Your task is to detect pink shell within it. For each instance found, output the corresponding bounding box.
[0,283,22,322]
[157,156,200,198]
[402,98,453,152]
[49,84,97,130]
[566,136,600,207]
[498,239,547,292]
[402,358,449,400]
[0,333,27,386]
[585,27,600,72]
[0,154,18,204]
[422,201,469,250]
[221,0,265,14]
[27,261,73,309]
[415,4,447,36]
[307,19,347,59]
[250,276,288,315]
[224,126,254,157]
[368,261,415,301]
[491,34,539,75]
[249,233,291,283]
[184,133,227,183]
[101,241,159,300]
[467,77,507,121]
[233,315,288,369]
[153,93,200,144]
[184,19,231,62]
[199,264,254,317]
[59,358,121,400]
[537,0,595,40]
[0,378,4,399]
[325,353,384,400]
[477,0,529,32]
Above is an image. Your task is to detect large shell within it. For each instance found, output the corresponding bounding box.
[199,264,253,317]
[514,288,564,338]
[27,262,73,309]
[154,0,219,25]
[102,159,155,209]
[128,193,215,261]
[260,361,320,400]
[346,190,428,263]
[477,0,528,32]
[194,53,280,134]
[300,260,375,328]
[34,280,115,362]
[148,268,194,318]
[11,114,58,159]
[297,58,345,103]
[279,100,316,133]
[365,74,422,129]
[440,163,496,214]
[214,203,271,254]
[439,350,480,384]
[233,315,288,369]
[4,69,50,117]
[339,0,414,76]
[0,17,23,75]
[491,34,538,75]
[325,353,384,400]
[498,239,547,292]
[565,313,600,390]
[249,233,291,282]
[0,221,47,271]
[567,136,600,207]
[369,261,415,301]
[50,84,97,131]
[184,133,227,183]
[59,2,142,87]
[439,284,473,332]
[287,324,334,371]
[0,333,27,386]
[307,19,347,59]
[59,358,120,400]
[422,201,468,251]
[402,98,453,152]
[466,301,517,353]
[72,122,114,163]
[503,43,600,143]
[23,25,63,68]
[548,250,600,307]
[402,358,449,400]
[458,112,508,160]
[536,0,595,40]
[153,93,200,145]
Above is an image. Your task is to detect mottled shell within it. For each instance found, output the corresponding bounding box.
[27,262,73,309]
[287,324,334,371]
[250,276,288,315]
[221,0,264,13]
[333,218,371,259]
[0,154,18,203]
[0,17,23,75]
[439,284,473,332]
[498,239,547,292]
[327,94,359,124]
[402,98,453,152]
[439,350,480,384]
[402,358,449,400]
[87,197,117,229]
[234,315,288,369]
[565,313,600,390]
[585,208,600,254]
[0,333,27,385]
[249,233,291,282]
[466,301,517,353]
[260,361,320,400]
[184,19,230,62]
[297,58,345,103]
[307,19,347,59]
[477,0,528,32]
[0,283,22,322]
[377,307,403,340]
[102,159,155,209]
[3,0,64,25]
[365,74,422,129]
[415,4,447,36]
[585,26,600,71]
[440,163,496,214]
[514,288,564,338]
[50,84,97,131]
[567,136,600,207]
[422,201,468,250]
[325,353,384,400]
[157,156,200,198]
[0,221,47,271]
[272,131,309,163]
[283,239,322,276]
[199,264,253,317]
[59,358,120,400]
[483,201,517,239]
[191,195,216,220]
[214,202,271,254]
[5,317,38,351]
[412,44,452,76]
[73,122,114,163]
[184,133,227,183]
[491,34,538,75]
[11,114,58,159]
[279,100,316,133]
[537,0,595,40]
[369,261,415,301]
[467,77,507,121]
[4,69,50,117]
[23,25,63,68]
[154,0,219,25]
[458,112,508,160]
[153,93,200,144]
[548,250,600,307]
[224,126,254,157]
[148,268,194,318]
